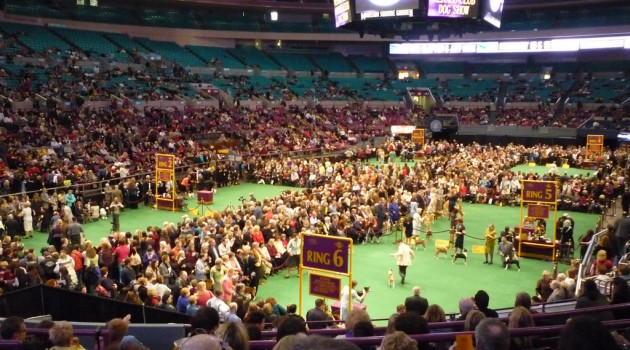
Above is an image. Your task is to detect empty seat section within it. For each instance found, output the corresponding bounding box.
[139,9,200,29]
[269,52,316,72]
[0,23,71,54]
[104,34,147,53]
[226,47,280,71]
[52,28,123,59]
[187,46,245,69]
[5,1,69,19]
[310,53,353,73]
[73,5,136,25]
[135,38,206,67]
[420,62,464,75]
[203,11,259,31]
[348,55,390,73]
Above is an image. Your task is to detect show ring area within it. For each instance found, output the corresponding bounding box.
[1,0,630,348]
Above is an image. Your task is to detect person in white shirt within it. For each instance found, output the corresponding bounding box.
[390,239,415,285]
[207,290,230,321]
[340,280,368,321]
[285,233,301,278]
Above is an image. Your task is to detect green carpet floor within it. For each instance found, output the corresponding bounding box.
[511,165,594,178]
[21,184,600,320]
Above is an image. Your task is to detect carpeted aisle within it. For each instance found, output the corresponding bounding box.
[21,183,600,320]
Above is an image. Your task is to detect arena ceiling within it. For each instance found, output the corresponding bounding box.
[119,0,626,12]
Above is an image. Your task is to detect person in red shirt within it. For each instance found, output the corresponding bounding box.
[114,237,130,282]
[251,226,265,245]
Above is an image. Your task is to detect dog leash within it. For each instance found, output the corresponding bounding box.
[418,228,485,241]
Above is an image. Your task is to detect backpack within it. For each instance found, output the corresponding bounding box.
[71,251,83,271]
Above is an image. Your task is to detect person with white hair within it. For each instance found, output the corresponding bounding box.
[179,334,221,350]
[49,321,83,350]
[224,302,242,323]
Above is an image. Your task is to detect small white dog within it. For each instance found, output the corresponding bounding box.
[388,268,395,288]
[99,207,108,220]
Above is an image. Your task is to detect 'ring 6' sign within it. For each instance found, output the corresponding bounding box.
[302,235,350,274]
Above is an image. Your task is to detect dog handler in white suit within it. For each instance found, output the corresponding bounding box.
[391,239,415,285]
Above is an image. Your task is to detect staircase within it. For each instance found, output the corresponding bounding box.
[496,80,510,110]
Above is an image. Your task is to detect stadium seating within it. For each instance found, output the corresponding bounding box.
[73,5,136,25]
[138,9,200,29]
[4,1,69,20]
[51,28,125,60]
[310,53,354,73]
[226,47,280,71]
[268,52,317,72]
[134,38,207,67]
[347,55,391,74]
[103,33,147,53]
[186,46,246,70]
[0,22,72,54]
[421,61,465,75]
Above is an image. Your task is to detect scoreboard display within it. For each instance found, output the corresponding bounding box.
[334,0,504,32]
[355,0,420,20]
[426,0,480,18]
[334,0,353,27]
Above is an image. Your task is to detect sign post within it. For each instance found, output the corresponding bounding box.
[411,128,425,148]
[586,134,604,160]
[155,154,176,212]
[519,181,558,260]
[299,234,353,317]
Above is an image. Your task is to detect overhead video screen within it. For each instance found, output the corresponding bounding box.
[355,0,420,20]
[426,0,480,19]
[334,0,353,27]
[482,0,504,28]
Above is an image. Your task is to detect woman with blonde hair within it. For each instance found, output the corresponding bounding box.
[195,281,214,307]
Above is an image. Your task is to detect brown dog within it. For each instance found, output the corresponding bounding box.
[412,236,426,251]
[425,229,433,241]
[435,243,451,259]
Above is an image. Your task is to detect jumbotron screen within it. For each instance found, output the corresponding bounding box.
[426,0,480,19]
[355,0,420,20]
[482,0,504,28]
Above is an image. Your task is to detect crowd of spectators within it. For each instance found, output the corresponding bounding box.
[0,137,626,317]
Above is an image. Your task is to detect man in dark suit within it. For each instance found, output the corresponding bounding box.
[305,299,334,329]
[405,286,429,315]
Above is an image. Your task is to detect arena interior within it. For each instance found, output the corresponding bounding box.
[0,0,629,349]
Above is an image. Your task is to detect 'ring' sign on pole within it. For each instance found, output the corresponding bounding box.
[299,234,353,317]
